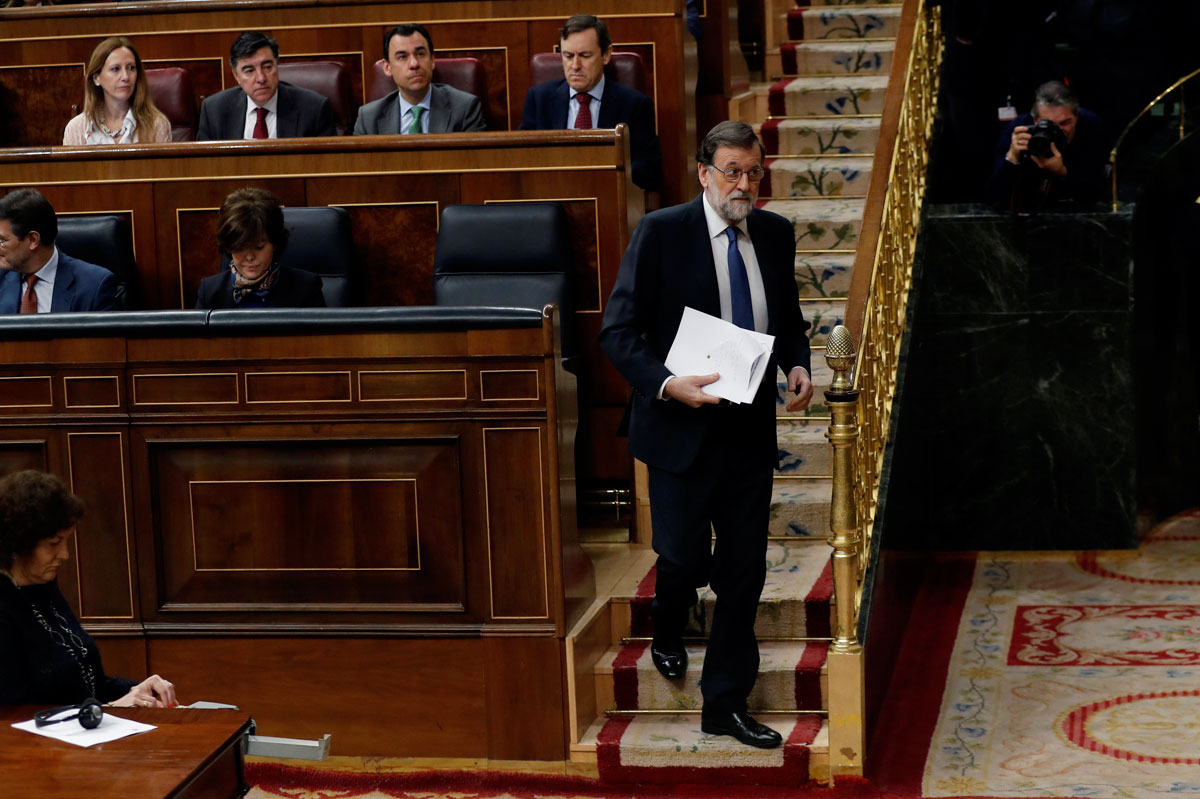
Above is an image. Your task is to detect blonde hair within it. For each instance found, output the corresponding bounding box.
[83,37,168,140]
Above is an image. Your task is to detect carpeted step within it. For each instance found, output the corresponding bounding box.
[795,251,854,298]
[799,299,845,347]
[763,155,873,197]
[769,477,832,538]
[777,417,833,476]
[628,542,835,640]
[596,713,827,785]
[773,39,894,77]
[598,639,828,712]
[759,197,864,250]
[759,117,882,156]
[767,75,889,116]
[787,5,903,41]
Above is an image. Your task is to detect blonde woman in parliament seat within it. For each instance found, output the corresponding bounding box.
[63,37,170,145]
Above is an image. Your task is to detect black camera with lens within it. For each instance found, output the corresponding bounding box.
[1025,118,1068,159]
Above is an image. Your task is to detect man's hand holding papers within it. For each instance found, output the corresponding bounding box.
[664,307,776,405]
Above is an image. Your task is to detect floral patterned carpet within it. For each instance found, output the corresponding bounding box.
[921,512,1200,798]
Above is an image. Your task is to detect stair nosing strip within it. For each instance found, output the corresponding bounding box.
[604,709,828,716]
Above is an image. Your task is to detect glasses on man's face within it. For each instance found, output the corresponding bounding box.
[709,163,766,183]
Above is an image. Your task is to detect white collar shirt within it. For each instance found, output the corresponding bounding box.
[84,108,137,144]
[242,90,280,139]
[24,246,60,313]
[398,88,433,134]
[701,190,768,334]
[566,75,605,129]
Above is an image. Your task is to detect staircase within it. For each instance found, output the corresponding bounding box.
[562,1,909,786]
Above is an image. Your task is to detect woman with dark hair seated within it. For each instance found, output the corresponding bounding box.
[0,470,178,708]
[195,188,326,309]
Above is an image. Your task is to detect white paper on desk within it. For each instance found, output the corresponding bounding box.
[664,307,775,404]
[12,710,156,747]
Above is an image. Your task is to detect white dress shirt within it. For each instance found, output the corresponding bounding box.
[398,88,433,134]
[701,191,769,334]
[242,91,280,139]
[23,247,60,313]
[566,75,604,129]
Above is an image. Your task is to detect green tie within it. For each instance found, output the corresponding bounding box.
[408,106,425,134]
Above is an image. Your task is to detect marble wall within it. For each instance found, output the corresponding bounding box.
[884,205,1137,550]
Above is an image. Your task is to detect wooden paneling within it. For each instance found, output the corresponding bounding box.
[67,431,135,620]
[150,637,490,757]
[144,435,466,612]
[485,636,566,760]
[0,64,81,148]
[483,427,549,619]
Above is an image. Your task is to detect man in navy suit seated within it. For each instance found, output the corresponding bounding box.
[197,31,336,141]
[520,14,663,192]
[0,189,119,314]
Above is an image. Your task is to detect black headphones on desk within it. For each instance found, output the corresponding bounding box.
[34,697,103,730]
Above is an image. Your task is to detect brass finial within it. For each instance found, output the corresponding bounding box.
[824,325,855,393]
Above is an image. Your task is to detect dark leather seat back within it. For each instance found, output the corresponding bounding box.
[278,206,355,307]
[276,61,354,135]
[433,203,576,370]
[55,214,137,309]
[529,51,647,95]
[145,67,197,141]
[367,57,486,104]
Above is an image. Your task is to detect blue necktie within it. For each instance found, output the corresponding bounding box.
[725,226,754,330]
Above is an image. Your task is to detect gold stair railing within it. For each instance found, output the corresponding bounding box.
[823,0,942,780]
[1109,66,1200,210]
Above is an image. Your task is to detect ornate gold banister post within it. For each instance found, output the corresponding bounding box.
[824,324,863,781]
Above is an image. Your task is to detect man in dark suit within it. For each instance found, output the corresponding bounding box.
[599,121,813,749]
[520,14,663,191]
[0,189,119,314]
[196,31,336,141]
[354,23,486,135]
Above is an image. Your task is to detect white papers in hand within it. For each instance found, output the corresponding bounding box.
[664,307,775,404]
[12,709,156,748]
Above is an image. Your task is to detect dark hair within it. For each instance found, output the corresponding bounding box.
[560,14,612,51]
[217,188,289,256]
[230,31,279,69]
[0,188,57,246]
[1032,80,1080,116]
[0,471,84,571]
[696,120,766,165]
[382,23,434,58]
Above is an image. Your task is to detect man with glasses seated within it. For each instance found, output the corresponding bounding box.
[599,121,813,750]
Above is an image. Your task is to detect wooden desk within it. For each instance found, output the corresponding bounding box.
[0,706,253,798]
[0,307,591,760]
[0,130,642,483]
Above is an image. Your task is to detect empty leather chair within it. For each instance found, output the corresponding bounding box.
[276,61,354,135]
[54,214,138,310]
[145,67,198,141]
[367,57,486,104]
[433,203,577,372]
[278,206,356,306]
[528,51,647,95]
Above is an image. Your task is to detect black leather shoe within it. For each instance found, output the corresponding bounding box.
[650,640,687,680]
[700,710,783,749]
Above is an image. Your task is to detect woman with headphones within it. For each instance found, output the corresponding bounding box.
[0,470,177,708]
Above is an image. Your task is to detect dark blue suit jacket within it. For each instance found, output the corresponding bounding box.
[599,196,811,474]
[520,78,663,192]
[0,252,119,314]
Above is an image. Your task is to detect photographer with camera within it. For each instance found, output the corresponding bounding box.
[986,80,1109,212]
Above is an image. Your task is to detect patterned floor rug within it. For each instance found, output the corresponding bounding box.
[918,512,1200,798]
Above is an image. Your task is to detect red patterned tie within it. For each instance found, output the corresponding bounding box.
[573,93,592,129]
[20,274,38,314]
[252,107,268,139]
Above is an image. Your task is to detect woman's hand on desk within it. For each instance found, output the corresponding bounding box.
[111,674,178,708]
